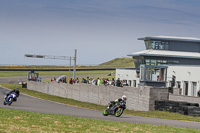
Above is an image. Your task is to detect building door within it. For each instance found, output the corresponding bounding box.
[192,82,197,96]
[128,80,132,86]
[133,80,136,87]
[184,82,188,96]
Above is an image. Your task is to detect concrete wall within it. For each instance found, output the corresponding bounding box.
[149,87,169,110]
[27,81,169,111]
[169,94,200,105]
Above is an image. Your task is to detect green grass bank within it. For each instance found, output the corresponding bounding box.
[0,108,199,133]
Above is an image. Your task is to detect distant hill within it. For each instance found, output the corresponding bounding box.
[99,58,135,68]
[0,58,135,69]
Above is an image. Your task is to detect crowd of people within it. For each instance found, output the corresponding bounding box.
[51,76,128,87]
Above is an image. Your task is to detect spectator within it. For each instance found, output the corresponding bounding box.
[91,78,96,85]
[87,77,90,84]
[95,78,98,85]
[97,78,101,86]
[89,78,92,84]
[62,77,65,83]
[70,78,73,84]
[122,80,128,86]
[102,77,105,85]
[81,78,84,83]
[116,78,121,87]
[63,77,67,83]
[111,78,115,86]
[104,79,108,86]
[76,78,79,83]
[39,78,42,82]
[198,90,200,97]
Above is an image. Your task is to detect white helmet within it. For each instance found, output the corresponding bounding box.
[122,95,127,101]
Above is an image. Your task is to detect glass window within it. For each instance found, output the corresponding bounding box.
[157,60,161,66]
[151,41,155,49]
[160,68,166,81]
[150,41,169,50]
[151,60,156,65]
[140,65,168,82]
[145,59,168,66]
[163,60,167,64]
[145,67,152,81]
[134,57,144,71]
[140,65,145,81]
[145,40,152,49]
[164,44,169,50]
[145,59,150,65]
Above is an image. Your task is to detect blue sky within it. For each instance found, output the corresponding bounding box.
[1,0,200,65]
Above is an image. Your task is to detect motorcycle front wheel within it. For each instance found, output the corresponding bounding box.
[8,98,13,106]
[115,108,124,117]
[103,109,108,116]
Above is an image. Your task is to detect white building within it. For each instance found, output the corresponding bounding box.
[116,36,200,97]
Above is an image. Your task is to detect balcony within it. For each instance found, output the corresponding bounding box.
[140,65,168,87]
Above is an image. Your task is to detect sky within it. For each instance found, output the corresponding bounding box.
[1,0,200,66]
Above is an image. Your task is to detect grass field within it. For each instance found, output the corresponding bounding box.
[2,84,200,123]
[1,108,199,133]
[0,70,115,77]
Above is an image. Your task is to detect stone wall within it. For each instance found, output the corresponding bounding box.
[27,81,169,111]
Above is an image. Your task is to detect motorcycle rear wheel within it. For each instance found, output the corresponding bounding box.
[115,108,124,117]
[103,109,108,116]
[3,100,6,105]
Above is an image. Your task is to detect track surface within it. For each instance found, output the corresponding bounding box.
[0,87,200,129]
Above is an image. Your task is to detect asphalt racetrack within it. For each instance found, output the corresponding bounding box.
[0,87,200,129]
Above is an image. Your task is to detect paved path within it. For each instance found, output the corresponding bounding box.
[0,87,200,129]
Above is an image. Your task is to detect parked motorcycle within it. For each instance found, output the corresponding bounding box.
[4,92,17,106]
[103,101,126,117]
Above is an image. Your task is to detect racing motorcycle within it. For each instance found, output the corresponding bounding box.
[4,92,17,106]
[103,101,126,117]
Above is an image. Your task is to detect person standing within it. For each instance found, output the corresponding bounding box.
[198,90,200,97]
[97,78,101,86]
[116,78,121,87]
[70,78,73,84]
[76,78,79,83]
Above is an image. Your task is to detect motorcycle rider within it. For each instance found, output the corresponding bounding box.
[6,88,20,101]
[107,95,127,109]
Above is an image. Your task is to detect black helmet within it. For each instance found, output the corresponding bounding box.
[15,88,19,91]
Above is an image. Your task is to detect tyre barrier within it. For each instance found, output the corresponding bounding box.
[155,100,200,116]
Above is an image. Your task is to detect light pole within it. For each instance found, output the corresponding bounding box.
[73,49,77,80]
[24,49,77,83]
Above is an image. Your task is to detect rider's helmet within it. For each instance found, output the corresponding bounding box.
[15,88,19,91]
[122,95,127,101]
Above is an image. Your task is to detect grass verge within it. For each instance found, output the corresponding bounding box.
[1,84,200,123]
[1,108,199,133]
